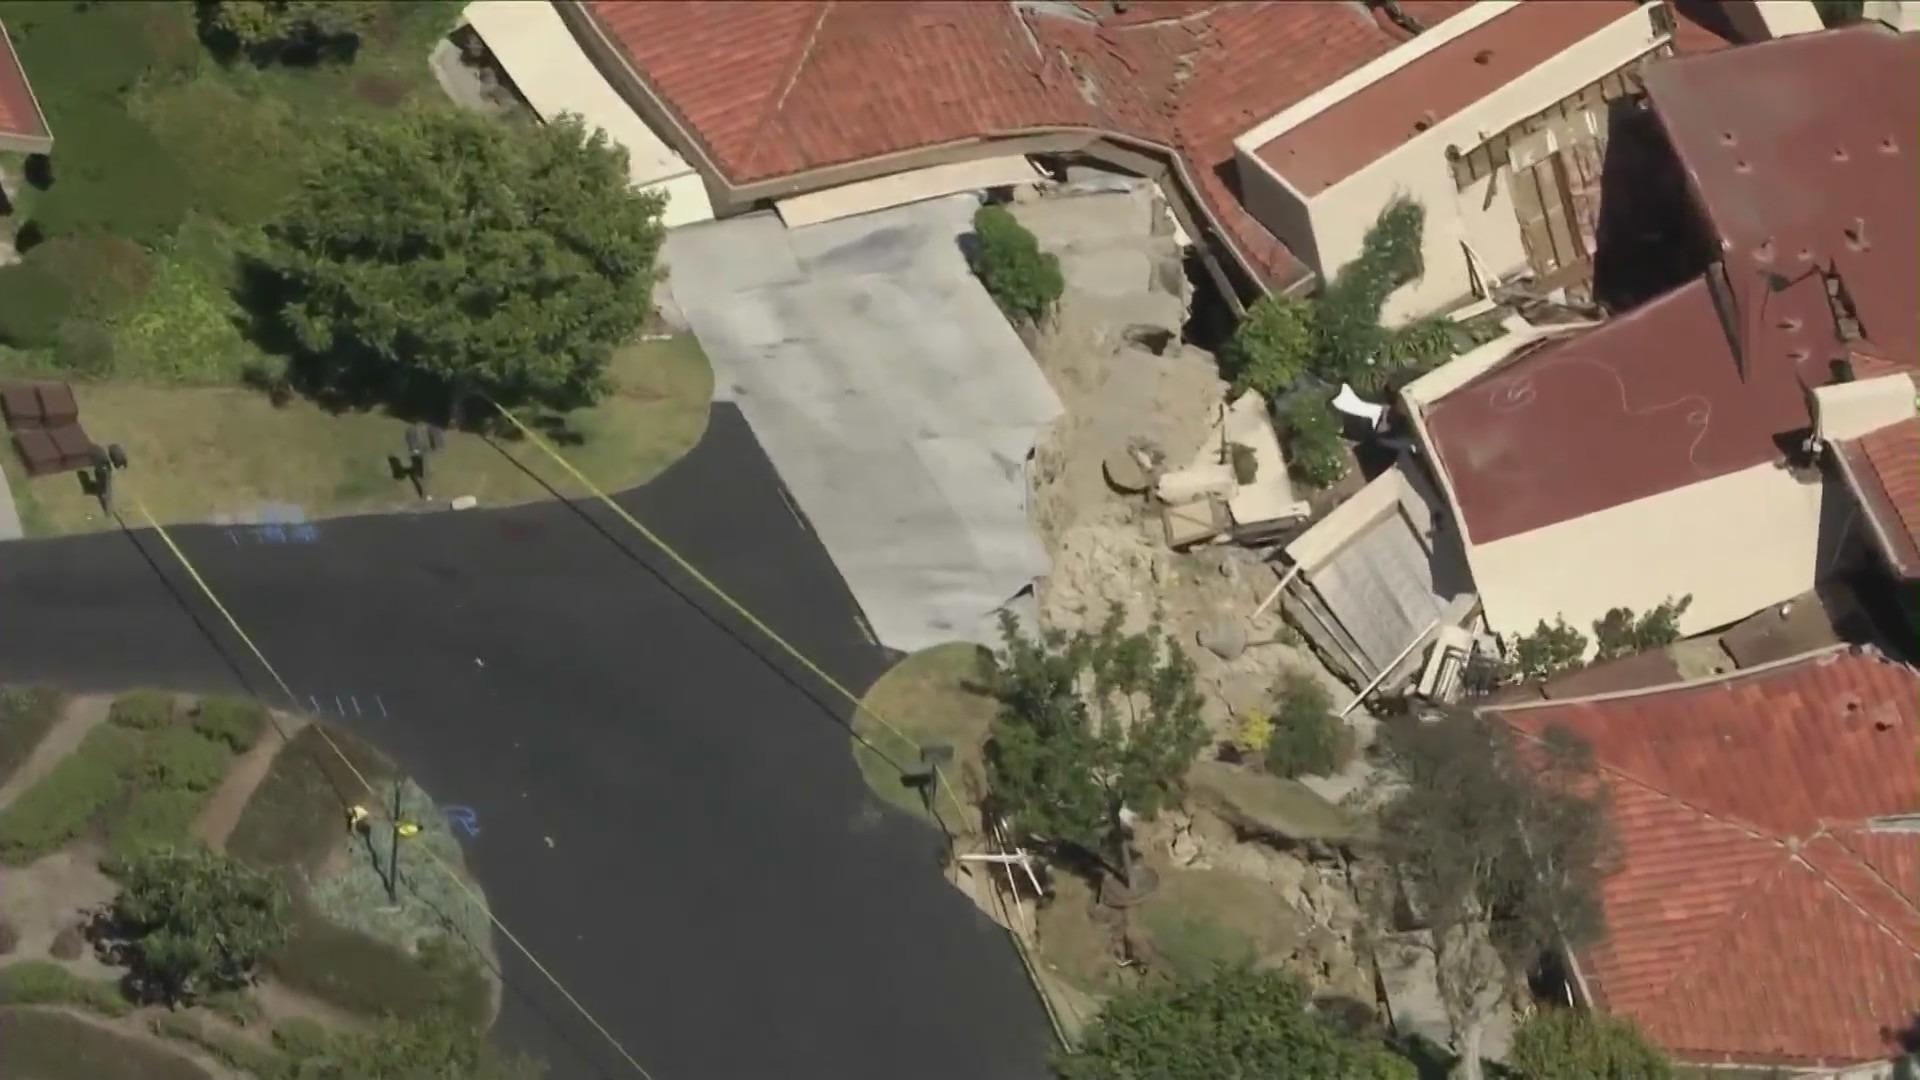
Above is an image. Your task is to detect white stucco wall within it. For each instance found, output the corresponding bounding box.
[1233,2,1666,323]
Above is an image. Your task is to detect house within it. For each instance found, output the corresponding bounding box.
[1400,22,1918,647]
[495,1,1849,316]
[1493,645,1920,1073]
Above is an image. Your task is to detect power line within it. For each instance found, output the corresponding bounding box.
[117,495,659,1080]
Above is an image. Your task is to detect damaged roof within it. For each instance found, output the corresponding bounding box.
[574,0,1475,293]
[1496,646,1920,1068]
[1837,414,1920,579]
[1422,23,1918,544]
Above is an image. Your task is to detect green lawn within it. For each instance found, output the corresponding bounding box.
[0,1,711,537]
[0,687,66,787]
[851,643,997,829]
[0,1009,214,1080]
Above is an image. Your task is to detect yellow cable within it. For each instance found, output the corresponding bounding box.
[487,403,975,829]
[121,497,658,1080]
[487,401,1072,1048]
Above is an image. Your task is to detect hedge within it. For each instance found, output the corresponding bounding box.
[0,960,132,1017]
[0,723,142,865]
[190,697,270,754]
[109,690,178,732]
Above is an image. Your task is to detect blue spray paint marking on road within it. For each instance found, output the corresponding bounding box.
[221,504,321,545]
[442,806,480,838]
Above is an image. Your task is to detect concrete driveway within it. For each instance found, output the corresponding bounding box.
[0,408,1054,1080]
[662,195,1063,653]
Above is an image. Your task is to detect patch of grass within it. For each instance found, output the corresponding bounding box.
[11,335,714,536]
[108,690,178,732]
[150,1012,287,1078]
[0,960,133,1017]
[0,687,68,787]
[1136,868,1305,979]
[189,697,270,754]
[227,723,397,874]
[200,987,261,1029]
[266,904,489,1026]
[851,643,995,827]
[0,723,142,865]
[129,78,308,230]
[0,1008,214,1080]
[109,249,259,386]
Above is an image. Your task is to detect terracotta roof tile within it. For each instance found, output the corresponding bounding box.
[0,22,49,145]
[580,0,1474,292]
[1497,649,1920,1067]
[1852,417,1920,577]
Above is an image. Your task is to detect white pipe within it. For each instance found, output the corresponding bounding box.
[1251,563,1304,621]
[1341,616,1443,718]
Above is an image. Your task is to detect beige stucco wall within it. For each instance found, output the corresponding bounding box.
[1813,374,1920,442]
[1863,0,1920,31]
[1234,2,1665,324]
[1466,463,1831,644]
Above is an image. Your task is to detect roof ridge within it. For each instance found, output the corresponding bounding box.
[1817,827,1920,954]
[740,1,835,180]
[1494,644,1868,712]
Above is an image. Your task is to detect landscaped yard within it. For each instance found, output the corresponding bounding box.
[0,687,509,1078]
[0,1,711,537]
[7,336,713,535]
[851,643,997,829]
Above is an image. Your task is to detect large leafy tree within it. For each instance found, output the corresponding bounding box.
[1510,1008,1673,1080]
[260,109,665,418]
[978,608,1208,889]
[1054,965,1414,1080]
[108,846,291,1004]
[1362,710,1615,1080]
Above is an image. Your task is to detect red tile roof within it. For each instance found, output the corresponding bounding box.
[1839,416,1920,579]
[1498,648,1920,1068]
[0,22,50,149]
[1421,25,1919,543]
[1260,1,1644,197]
[578,0,1475,293]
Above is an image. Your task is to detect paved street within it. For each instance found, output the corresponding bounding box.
[0,408,1054,1080]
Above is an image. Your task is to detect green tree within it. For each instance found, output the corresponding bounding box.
[979,607,1208,889]
[1224,293,1317,397]
[1510,1008,1673,1080]
[259,109,665,419]
[1363,711,1615,1080]
[971,205,1064,325]
[1590,595,1692,663]
[1054,965,1414,1080]
[1503,617,1590,684]
[197,0,378,64]
[109,846,291,1004]
[1316,197,1428,384]
[1265,670,1352,779]
[1278,391,1348,489]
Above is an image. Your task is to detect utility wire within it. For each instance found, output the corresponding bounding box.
[118,495,659,1080]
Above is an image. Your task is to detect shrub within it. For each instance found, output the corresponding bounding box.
[141,727,233,794]
[53,319,118,378]
[107,787,210,866]
[0,262,76,348]
[971,204,1064,325]
[198,0,382,66]
[1503,617,1590,684]
[1265,671,1352,779]
[1511,1008,1673,1080]
[1234,708,1273,756]
[0,687,68,788]
[191,697,270,753]
[0,724,142,865]
[1591,595,1693,662]
[110,845,292,1004]
[1314,196,1428,387]
[0,919,15,955]
[109,690,178,732]
[1277,392,1348,489]
[1223,293,1316,397]
[0,960,132,1017]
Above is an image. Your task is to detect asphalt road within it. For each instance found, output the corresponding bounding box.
[0,408,1056,1080]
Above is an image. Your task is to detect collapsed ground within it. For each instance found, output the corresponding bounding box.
[0,686,501,1079]
[0,2,713,537]
[850,182,1404,1041]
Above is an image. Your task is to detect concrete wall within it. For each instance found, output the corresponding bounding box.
[1319,3,1667,323]
[1863,0,1920,31]
[1234,3,1665,323]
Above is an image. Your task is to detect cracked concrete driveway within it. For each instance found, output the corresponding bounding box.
[0,408,1054,1080]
